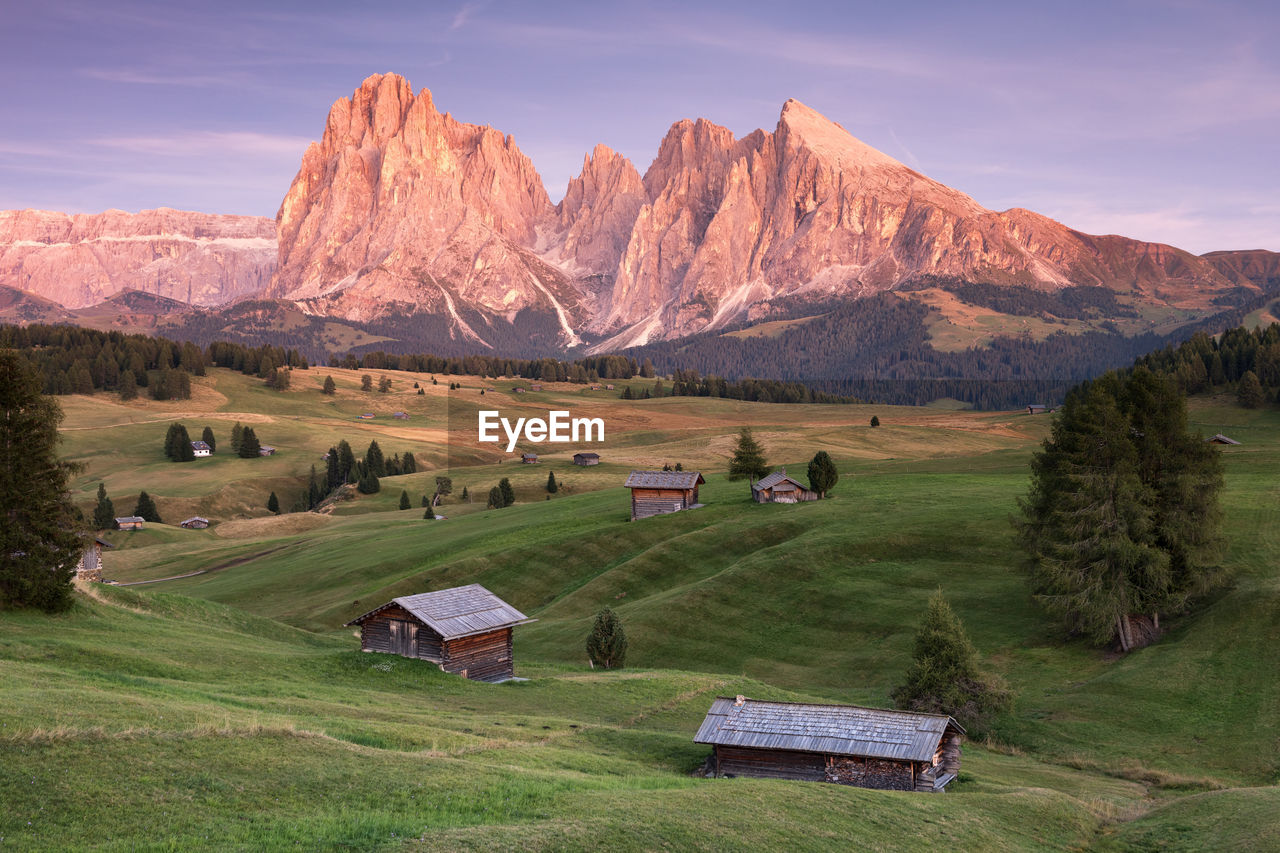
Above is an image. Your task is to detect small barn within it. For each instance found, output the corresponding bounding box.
[695,696,964,793]
[1026,404,1052,415]
[573,452,600,466]
[258,445,276,456]
[625,470,705,521]
[393,411,409,420]
[191,440,212,457]
[75,536,112,582]
[521,452,539,464]
[751,470,818,504]
[530,383,543,392]
[180,516,210,529]
[359,413,375,420]
[1207,433,1241,445]
[115,516,144,531]
[514,387,527,394]
[345,584,535,682]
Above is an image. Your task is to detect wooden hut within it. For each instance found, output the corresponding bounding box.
[1207,433,1241,445]
[1026,404,1052,415]
[345,584,535,682]
[180,516,210,529]
[258,445,276,456]
[625,470,705,520]
[191,440,212,457]
[573,452,600,466]
[695,696,964,793]
[75,536,112,582]
[751,470,818,504]
[521,452,539,464]
[115,516,144,531]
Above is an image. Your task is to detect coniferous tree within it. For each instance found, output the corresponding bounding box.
[423,504,435,519]
[870,415,880,427]
[422,494,430,507]
[355,460,380,494]
[461,486,469,502]
[586,607,627,669]
[365,440,386,477]
[307,465,323,509]
[727,427,769,481]
[1238,370,1264,409]
[238,427,262,458]
[891,592,1010,732]
[0,351,84,611]
[118,370,138,401]
[163,422,182,460]
[499,477,515,507]
[133,491,162,523]
[401,452,417,475]
[92,482,115,530]
[487,486,503,509]
[267,492,280,514]
[361,374,373,392]
[378,375,392,393]
[807,450,839,498]
[230,422,244,453]
[322,375,337,395]
[546,470,558,493]
[337,440,356,484]
[201,426,216,453]
[399,490,411,510]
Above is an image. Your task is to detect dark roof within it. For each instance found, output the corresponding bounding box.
[181,516,209,525]
[1207,433,1241,445]
[93,536,113,548]
[522,452,538,458]
[574,452,600,459]
[752,471,807,491]
[191,440,211,451]
[345,583,535,639]
[115,516,144,524]
[625,470,705,489]
[694,697,963,763]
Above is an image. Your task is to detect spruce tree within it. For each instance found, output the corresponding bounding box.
[0,351,84,611]
[163,422,182,460]
[727,427,769,481]
[401,452,417,475]
[92,482,115,530]
[870,415,880,427]
[546,471,558,493]
[586,607,628,669]
[308,465,323,509]
[461,486,469,502]
[119,370,138,401]
[238,427,262,458]
[807,450,839,498]
[356,460,380,494]
[365,440,386,477]
[230,422,244,453]
[175,424,195,462]
[399,490,411,510]
[499,477,515,507]
[133,491,162,523]
[891,592,1009,732]
[336,440,356,483]
[267,492,280,514]
[423,503,435,520]
[1238,370,1264,409]
[201,426,216,453]
[487,486,503,509]
[361,374,373,392]
[322,375,336,395]
[378,375,392,393]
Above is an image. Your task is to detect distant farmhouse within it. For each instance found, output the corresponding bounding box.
[751,470,817,504]
[521,453,539,464]
[1207,433,1240,445]
[115,516,144,531]
[573,452,600,466]
[191,440,212,457]
[530,383,542,392]
[625,470,705,521]
[359,413,375,420]
[694,696,964,793]
[346,584,535,683]
[75,536,112,582]
[1026,404,1053,415]
[258,445,276,456]
[180,517,210,529]
[392,411,409,420]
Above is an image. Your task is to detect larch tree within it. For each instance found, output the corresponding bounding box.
[807,450,839,498]
[92,482,115,530]
[727,427,769,481]
[586,607,628,669]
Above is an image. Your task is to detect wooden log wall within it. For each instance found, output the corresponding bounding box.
[714,746,826,781]
[441,628,514,682]
[359,605,415,654]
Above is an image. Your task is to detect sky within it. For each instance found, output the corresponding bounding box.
[1,0,1276,254]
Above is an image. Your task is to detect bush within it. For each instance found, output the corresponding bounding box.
[587,607,627,669]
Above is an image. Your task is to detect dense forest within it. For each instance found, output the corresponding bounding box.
[1135,324,1280,404]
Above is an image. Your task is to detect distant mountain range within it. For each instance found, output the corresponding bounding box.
[2,72,1277,376]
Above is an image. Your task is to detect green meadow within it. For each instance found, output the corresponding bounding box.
[2,367,1277,850]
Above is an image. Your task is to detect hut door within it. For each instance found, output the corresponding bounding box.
[389,620,418,657]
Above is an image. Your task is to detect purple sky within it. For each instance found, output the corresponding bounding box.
[2,0,1276,253]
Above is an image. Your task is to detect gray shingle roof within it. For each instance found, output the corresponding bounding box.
[346,584,535,639]
[625,470,705,489]
[115,516,144,524]
[694,697,963,762]
[1207,434,1240,445]
[752,471,807,491]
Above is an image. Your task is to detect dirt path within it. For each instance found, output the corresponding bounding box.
[116,543,292,586]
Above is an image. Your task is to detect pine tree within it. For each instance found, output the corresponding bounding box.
[92,482,115,530]
[891,592,1009,732]
[586,607,627,669]
[356,460,380,494]
[0,351,84,611]
[401,452,417,475]
[322,375,336,395]
[365,440,386,477]
[870,415,880,427]
[378,375,392,393]
[546,471,558,493]
[361,374,373,392]
[1238,370,1264,409]
[423,502,436,519]
[807,450,839,498]
[176,424,195,462]
[133,491,162,523]
[307,465,323,509]
[201,426,216,453]
[399,490,411,510]
[621,386,634,400]
[461,486,469,502]
[238,427,261,458]
[487,486,503,509]
[337,440,356,483]
[267,491,280,514]
[119,369,138,401]
[230,422,244,453]
[727,427,769,481]
[499,477,515,507]
[163,422,182,460]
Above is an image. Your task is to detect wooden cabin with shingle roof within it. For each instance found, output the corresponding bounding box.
[751,470,818,504]
[76,536,112,582]
[625,470,705,520]
[694,696,964,792]
[345,584,535,682]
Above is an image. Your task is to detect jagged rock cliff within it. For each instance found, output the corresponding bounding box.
[0,208,275,308]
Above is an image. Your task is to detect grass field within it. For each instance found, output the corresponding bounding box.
[1,369,1277,849]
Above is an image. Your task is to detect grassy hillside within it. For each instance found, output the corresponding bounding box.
[1,371,1276,848]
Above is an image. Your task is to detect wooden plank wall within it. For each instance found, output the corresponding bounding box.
[714,746,827,781]
[442,628,514,682]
